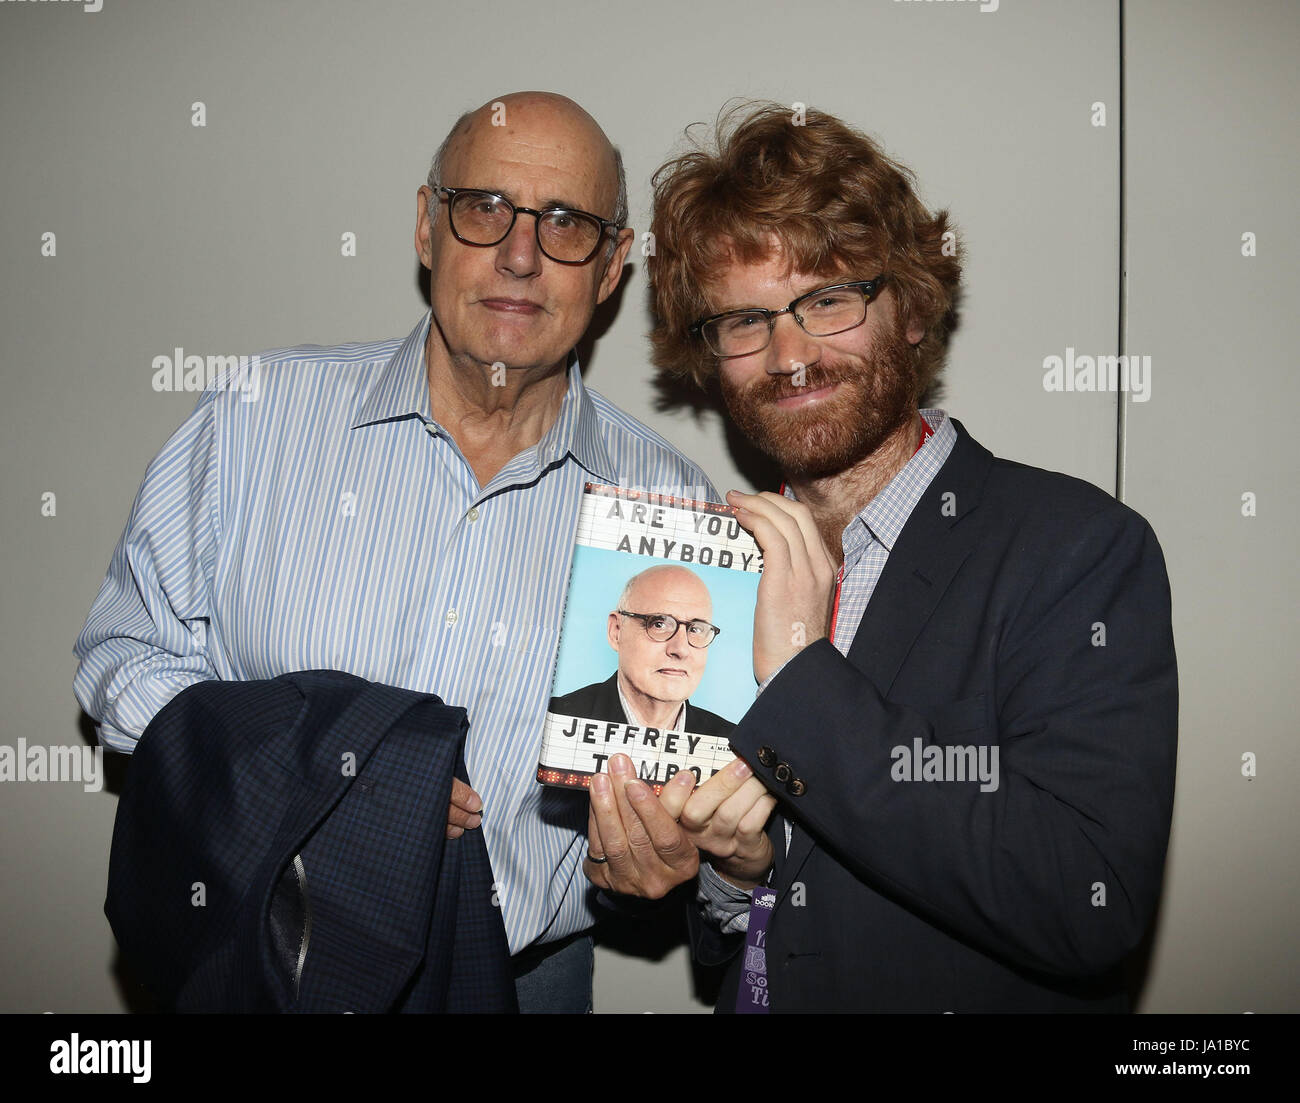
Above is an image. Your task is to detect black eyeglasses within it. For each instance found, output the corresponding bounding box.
[618,611,721,648]
[433,185,620,265]
[690,275,889,358]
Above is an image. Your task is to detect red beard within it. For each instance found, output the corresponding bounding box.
[719,318,918,480]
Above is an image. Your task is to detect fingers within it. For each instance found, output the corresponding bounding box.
[684,776,773,846]
[584,793,611,891]
[609,756,687,877]
[625,777,697,872]
[760,491,834,572]
[589,760,693,846]
[586,796,603,857]
[726,490,795,574]
[728,490,834,576]
[727,489,837,684]
[679,757,779,863]
[588,770,630,873]
[582,756,699,898]
[450,778,482,814]
[446,778,483,839]
[737,791,779,837]
[679,757,757,830]
[657,768,697,819]
[711,777,774,838]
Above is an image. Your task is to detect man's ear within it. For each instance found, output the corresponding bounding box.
[607,611,622,652]
[415,185,435,270]
[595,227,636,305]
[905,313,925,346]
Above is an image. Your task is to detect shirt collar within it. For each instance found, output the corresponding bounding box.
[616,671,687,731]
[534,352,619,483]
[854,408,948,552]
[782,408,950,555]
[351,312,435,428]
[351,310,618,484]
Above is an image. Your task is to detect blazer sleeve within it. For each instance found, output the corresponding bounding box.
[729,502,1178,980]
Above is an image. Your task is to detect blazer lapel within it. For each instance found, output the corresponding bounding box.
[843,419,993,694]
[596,673,629,724]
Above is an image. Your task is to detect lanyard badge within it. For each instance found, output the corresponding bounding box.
[735,887,778,1014]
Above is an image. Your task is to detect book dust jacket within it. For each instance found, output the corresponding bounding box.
[537,484,762,793]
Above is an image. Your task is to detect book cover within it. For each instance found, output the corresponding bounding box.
[537,484,763,793]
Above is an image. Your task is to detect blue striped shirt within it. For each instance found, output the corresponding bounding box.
[73,311,718,953]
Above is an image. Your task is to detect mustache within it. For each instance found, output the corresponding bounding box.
[738,365,857,403]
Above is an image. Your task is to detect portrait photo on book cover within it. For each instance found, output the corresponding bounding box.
[540,549,764,791]
[549,557,752,736]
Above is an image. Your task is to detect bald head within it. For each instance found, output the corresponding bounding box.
[617,565,711,617]
[414,89,636,383]
[609,565,715,712]
[427,91,627,229]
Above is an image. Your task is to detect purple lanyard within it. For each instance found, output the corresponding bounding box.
[735,887,777,1014]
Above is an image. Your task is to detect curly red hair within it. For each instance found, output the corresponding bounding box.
[648,101,962,394]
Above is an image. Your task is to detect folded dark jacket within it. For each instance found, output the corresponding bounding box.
[105,669,517,1013]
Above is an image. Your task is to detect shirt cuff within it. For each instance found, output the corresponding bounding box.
[755,656,795,698]
[696,861,756,934]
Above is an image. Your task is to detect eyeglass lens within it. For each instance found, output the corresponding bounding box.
[449,191,603,263]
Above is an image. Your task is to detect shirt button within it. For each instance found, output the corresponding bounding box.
[467,506,480,522]
[445,609,458,626]
[424,422,439,436]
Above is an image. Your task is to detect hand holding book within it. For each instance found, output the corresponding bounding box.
[584,754,698,899]
[679,757,778,891]
[726,489,837,684]
[583,752,778,899]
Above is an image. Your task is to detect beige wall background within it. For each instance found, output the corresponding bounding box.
[0,0,1293,1012]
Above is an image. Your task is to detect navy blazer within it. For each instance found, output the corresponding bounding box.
[105,669,517,1013]
[692,419,1178,1012]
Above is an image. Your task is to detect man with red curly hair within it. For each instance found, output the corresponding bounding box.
[584,103,1177,1013]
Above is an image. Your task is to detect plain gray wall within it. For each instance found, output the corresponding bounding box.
[1121,0,1299,1011]
[0,0,1293,1012]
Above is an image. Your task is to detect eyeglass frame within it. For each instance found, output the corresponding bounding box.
[431,184,623,265]
[689,275,890,357]
[617,610,722,648]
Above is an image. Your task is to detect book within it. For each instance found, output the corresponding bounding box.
[537,484,763,793]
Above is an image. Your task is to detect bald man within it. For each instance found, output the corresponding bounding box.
[549,565,734,737]
[74,92,718,1012]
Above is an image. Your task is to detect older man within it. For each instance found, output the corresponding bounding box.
[74,91,716,1012]
[549,565,732,736]
[586,102,1177,1013]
